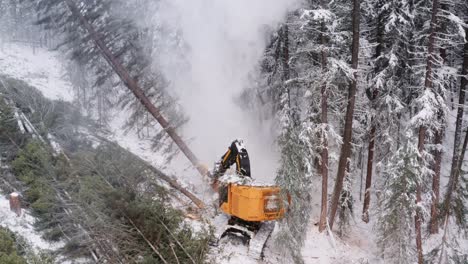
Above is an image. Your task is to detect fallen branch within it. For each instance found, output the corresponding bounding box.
[124,215,168,264]
[93,135,206,209]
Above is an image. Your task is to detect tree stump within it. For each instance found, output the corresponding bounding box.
[9,192,21,217]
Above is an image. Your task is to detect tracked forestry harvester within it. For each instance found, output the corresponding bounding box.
[210,139,288,259]
[213,182,286,259]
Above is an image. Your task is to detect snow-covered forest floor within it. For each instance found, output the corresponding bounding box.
[0,42,382,264]
[1,40,467,263]
[0,192,63,252]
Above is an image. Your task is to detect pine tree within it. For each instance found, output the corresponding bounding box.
[377,134,424,264]
[329,0,361,229]
[273,20,313,264]
[361,0,413,223]
[33,0,188,160]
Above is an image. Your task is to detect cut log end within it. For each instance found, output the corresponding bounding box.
[9,192,21,217]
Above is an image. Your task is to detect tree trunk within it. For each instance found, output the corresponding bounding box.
[328,0,360,229]
[416,0,439,261]
[430,45,448,234]
[281,25,290,82]
[280,24,291,119]
[443,22,468,221]
[448,22,468,197]
[362,123,375,223]
[64,0,208,180]
[318,0,329,232]
[430,126,442,233]
[362,7,384,223]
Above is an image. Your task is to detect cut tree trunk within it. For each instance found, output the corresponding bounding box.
[328,0,360,229]
[9,192,21,216]
[318,0,329,232]
[416,0,439,261]
[64,0,208,180]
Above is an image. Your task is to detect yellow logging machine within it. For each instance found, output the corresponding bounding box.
[210,139,287,259]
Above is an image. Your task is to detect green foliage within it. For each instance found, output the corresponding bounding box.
[0,228,16,253]
[0,95,27,164]
[0,228,27,264]
[452,170,468,229]
[12,141,59,224]
[12,141,54,184]
[338,176,354,237]
[0,253,27,264]
[275,120,312,264]
[105,190,210,263]
[25,251,56,264]
[1,75,209,263]
[377,139,421,264]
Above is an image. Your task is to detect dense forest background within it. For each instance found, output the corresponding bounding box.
[0,0,467,263]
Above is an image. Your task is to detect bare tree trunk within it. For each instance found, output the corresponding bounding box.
[442,23,468,221]
[280,23,291,115]
[443,126,468,222]
[362,123,375,223]
[448,23,468,197]
[64,0,208,180]
[61,3,207,208]
[430,126,442,233]
[362,8,384,223]
[416,0,439,261]
[281,25,290,82]
[328,0,360,229]
[318,0,329,232]
[430,3,450,234]
[415,126,426,264]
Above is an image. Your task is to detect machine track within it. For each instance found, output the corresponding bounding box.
[248,221,275,260]
[211,214,276,260]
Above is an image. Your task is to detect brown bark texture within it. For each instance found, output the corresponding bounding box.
[64,1,206,208]
[430,128,442,234]
[362,10,383,223]
[328,0,360,229]
[9,192,21,216]
[416,0,439,261]
[318,0,329,232]
[443,24,468,220]
[362,123,375,223]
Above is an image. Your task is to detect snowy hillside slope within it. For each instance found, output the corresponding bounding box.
[0,42,374,264]
[2,42,465,264]
[0,44,73,101]
[0,42,212,201]
[0,193,63,253]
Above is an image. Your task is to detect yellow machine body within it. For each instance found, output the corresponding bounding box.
[220,183,285,222]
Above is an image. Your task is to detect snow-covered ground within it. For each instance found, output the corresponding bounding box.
[0,41,381,264]
[1,42,465,264]
[0,193,63,252]
[0,43,73,101]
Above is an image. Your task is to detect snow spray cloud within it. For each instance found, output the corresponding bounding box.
[153,0,299,182]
